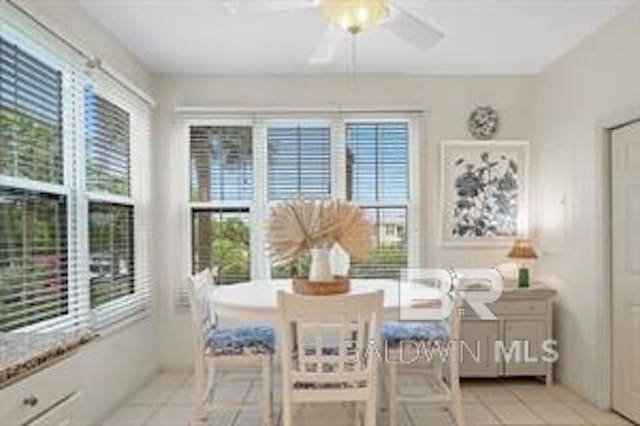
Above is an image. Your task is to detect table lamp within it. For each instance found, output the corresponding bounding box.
[507,238,538,288]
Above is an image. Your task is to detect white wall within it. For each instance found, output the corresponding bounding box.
[152,75,535,366]
[77,319,157,424]
[14,0,154,94]
[532,2,640,408]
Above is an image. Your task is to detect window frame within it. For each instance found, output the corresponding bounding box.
[85,81,150,329]
[0,6,153,333]
[182,113,421,286]
[0,25,86,332]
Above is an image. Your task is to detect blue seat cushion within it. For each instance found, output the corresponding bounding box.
[381,321,451,345]
[205,325,275,356]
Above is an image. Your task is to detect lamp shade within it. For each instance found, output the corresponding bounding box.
[507,238,538,259]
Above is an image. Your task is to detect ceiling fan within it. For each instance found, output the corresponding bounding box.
[221,0,443,65]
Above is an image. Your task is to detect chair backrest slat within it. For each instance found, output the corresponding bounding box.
[278,290,384,388]
[186,269,216,353]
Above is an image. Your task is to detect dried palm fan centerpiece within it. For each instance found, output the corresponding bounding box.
[266,199,373,295]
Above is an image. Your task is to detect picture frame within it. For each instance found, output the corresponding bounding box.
[440,140,530,247]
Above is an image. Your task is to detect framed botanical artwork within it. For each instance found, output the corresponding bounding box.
[440,140,529,246]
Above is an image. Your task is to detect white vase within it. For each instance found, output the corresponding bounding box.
[309,247,332,282]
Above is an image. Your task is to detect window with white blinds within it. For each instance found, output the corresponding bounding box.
[0,36,63,184]
[85,88,130,196]
[189,125,253,286]
[0,188,68,332]
[192,208,250,284]
[346,121,408,202]
[0,35,70,332]
[85,79,152,328]
[350,207,408,279]
[346,121,410,278]
[0,19,153,333]
[190,126,253,202]
[89,202,134,308]
[187,117,415,286]
[267,122,331,201]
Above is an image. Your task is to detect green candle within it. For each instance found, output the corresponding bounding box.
[518,267,530,288]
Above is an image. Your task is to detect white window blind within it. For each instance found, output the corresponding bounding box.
[0,36,63,184]
[188,125,252,289]
[184,115,417,295]
[1,9,153,334]
[267,122,331,201]
[190,125,253,203]
[346,121,408,203]
[85,88,130,196]
[86,75,152,329]
[0,188,68,332]
[346,121,409,278]
[0,34,79,332]
[88,202,134,308]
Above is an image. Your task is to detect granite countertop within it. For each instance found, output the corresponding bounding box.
[0,330,95,389]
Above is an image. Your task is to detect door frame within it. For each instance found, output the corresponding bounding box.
[595,107,640,410]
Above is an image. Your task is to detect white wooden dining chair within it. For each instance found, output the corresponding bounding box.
[277,290,384,426]
[382,286,464,426]
[186,269,274,426]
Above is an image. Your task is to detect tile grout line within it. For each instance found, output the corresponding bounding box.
[139,383,184,426]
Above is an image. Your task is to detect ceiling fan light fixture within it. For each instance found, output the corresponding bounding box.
[321,0,388,34]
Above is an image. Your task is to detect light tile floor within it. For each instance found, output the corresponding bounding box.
[102,370,634,426]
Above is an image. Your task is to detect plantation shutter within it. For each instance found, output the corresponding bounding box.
[267,122,331,200]
[346,121,409,278]
[86,74,152,329]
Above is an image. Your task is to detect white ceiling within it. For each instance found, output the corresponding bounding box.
[78,0,633,75]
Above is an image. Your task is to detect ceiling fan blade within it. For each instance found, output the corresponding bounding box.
[309,25,348,65]
[385,0,443,51]
[221,0,318,14]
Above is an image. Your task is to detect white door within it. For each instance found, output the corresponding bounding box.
[612,121,640,423]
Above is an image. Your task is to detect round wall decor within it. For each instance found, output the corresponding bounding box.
[467,106,499,140]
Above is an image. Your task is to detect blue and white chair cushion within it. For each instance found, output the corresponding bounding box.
[381,321,451,346]
[205,325,275,356]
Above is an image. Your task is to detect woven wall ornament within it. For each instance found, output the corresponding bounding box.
[467,106,499,140]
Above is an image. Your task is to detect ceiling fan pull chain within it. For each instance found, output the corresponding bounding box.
[351,33,358,90]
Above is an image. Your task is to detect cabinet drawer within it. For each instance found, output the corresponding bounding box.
[28,392,81,426]
[491,300,548,317]
[0,355,80,426]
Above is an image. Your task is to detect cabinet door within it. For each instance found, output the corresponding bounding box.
[459,320,499,377]
[503,320,548,376]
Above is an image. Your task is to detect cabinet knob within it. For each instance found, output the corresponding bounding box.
[23,396,38,407]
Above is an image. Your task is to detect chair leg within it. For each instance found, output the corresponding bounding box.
[380,363,388,413]
[192,358,207,425]
[451,384,464,426]
[388,363,398,426]
[281,376,293,426]
[364,399,376,426]
[262,355,273,426]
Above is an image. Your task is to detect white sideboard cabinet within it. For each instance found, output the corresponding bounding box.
[459,284,556,385]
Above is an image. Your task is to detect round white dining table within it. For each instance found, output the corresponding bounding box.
[209,279,443,321]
